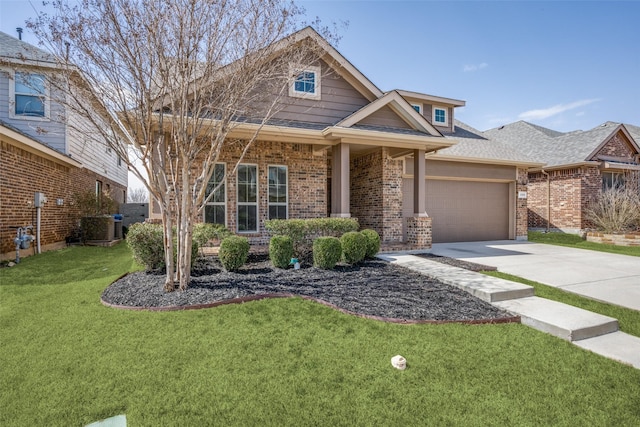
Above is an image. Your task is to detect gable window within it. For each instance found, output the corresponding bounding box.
[268,166,288,220]
[289,64,321,100]
[205,163,226,226]
[433,107,447,125]
[602,172,625,190]
[13,72,47,118]
[237,164,258,232]
[411,104,422,114]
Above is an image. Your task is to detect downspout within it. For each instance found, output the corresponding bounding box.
[541,169,550,233]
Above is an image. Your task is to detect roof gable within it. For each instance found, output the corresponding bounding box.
[335,91,442,136]
[0,31,57,67]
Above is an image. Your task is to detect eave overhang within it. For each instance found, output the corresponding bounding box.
[529,161,600,173]
[322,126,455,152]
[0,124,82,168]
[428,152,545,168]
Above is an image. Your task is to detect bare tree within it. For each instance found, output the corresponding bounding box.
[127,187,149,203]
[29,0,335,290]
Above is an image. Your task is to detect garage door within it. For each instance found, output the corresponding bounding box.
[403,179,510,243]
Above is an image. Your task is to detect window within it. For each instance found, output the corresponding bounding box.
[602,172,625,190]
[237,164,258,232]
[13,72,46,118]
[411,104,422,114]
[205,163,226,226]
[268,166,287,220]
[289,64,321,100]
[433,107,447,125]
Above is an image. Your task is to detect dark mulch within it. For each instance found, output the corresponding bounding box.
[102,254,513,323]
[414,253,498,272]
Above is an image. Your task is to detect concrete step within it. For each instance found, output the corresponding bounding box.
[574,331,640,369]
[493,296,619,341]
[379,254,534,302]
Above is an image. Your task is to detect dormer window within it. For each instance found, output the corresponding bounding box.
[13,72,47,118]
[289,64,321,100]
[411,104,422,114]
[433,107,447,126]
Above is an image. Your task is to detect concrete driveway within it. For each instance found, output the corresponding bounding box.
[429,240,640,311]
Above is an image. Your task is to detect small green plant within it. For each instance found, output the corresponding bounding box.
[193,223,232,249]
[340,231,367,265]
[313,236,342,269]
[218,236,249,271]
[360,229,381,258]
[269,235,294,269]
[126,222,165,270]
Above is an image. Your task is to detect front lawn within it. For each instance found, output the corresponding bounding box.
[529,230,640,257]
[1,244,639,426]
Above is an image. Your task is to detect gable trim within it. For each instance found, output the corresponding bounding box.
[585,124,640,161]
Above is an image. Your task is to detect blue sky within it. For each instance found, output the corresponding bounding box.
[2,0,638,133]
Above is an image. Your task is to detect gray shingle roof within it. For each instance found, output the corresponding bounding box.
[0,31,57,65]
[485,120,640,168]
[438,120,537,163]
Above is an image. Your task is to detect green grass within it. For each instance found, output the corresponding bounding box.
[529,230,640,257]
[2,244,640,426]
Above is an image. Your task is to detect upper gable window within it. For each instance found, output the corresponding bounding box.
[411,104,422,114]
[13,72,47,118]
[433,107,447,125]
[289,64,321,100]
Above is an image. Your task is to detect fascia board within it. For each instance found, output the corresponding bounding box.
[396,90,466,107]
[429,153,545,168]
[1,125,82,167]
[322,126,454,150]
[529,161,600,172]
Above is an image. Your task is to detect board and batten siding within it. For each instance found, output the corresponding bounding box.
[0,69,67,153]
[270,60,371,125]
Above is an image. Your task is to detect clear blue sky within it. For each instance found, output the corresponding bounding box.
[2,0,638,133]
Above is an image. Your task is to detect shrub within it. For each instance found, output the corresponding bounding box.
[585,185,640,233]
[269,235,294,269]
[219,236,249,271]
[193,223,232,249]
[265,218,359,260]
[340,231,367,265]
[127,222,165,270]
[360,229,381,258]
[127,222,200,271]
[313,237,342,269]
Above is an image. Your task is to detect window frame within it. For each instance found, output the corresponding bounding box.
[236,163,259,233]
[205,163,227,227]
[10,70,50,120]
[289,64,321,100]
[411,103,423,114]
[432,106,448,126]
[267,165,288,220]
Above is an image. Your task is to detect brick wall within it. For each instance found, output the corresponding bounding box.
[593,132,637,161]
[381,148,404,242]
[1,140,126,259]
[516,167,528,238]
[406,216,432,248]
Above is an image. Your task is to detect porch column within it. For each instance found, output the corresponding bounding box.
[331,143,351,217]
[413,149,427,216]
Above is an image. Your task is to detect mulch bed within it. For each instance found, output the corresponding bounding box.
[101,254,516,324]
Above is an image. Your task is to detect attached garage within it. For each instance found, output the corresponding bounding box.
[403,159,516,243]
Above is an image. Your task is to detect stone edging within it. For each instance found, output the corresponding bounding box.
[101,291,520,326]
[586,232,640,247]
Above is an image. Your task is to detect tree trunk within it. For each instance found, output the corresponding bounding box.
[162,209,176,292]
[177,163,194,291]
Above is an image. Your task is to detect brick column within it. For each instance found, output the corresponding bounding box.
[406,216,432,249]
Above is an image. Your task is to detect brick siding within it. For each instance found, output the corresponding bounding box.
[1,140,125,259]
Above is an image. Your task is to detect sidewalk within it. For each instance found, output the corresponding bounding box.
[378,251,640,369]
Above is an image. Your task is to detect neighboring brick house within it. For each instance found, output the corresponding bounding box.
[149,27,540,247]
[0,31,128,260]
[485,121,640,233]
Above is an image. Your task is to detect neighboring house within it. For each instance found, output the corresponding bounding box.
[149,27,541,246]
[0,31,128,259]
[485,120,640,233]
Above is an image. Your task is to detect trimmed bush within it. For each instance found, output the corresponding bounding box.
[219,236,249,271]
[360,229,381,258]
[313,237,342,269]
[193,223,232,248]
[340,231,367,265]
[126,222,165,270]
[127,222,200,271]
[269,235,294,269]
[265,218,359,260]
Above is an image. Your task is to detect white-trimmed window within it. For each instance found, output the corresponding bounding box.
[268,165,288,220]
[12,72,48,119]
[205,163,226,226]
[433,107,447,126]
[411,104,422,114]
[237,164,258,232]
[289,64,321,100]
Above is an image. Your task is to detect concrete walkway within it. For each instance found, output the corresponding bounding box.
[378,251,640,369]
[430,240,640,311]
